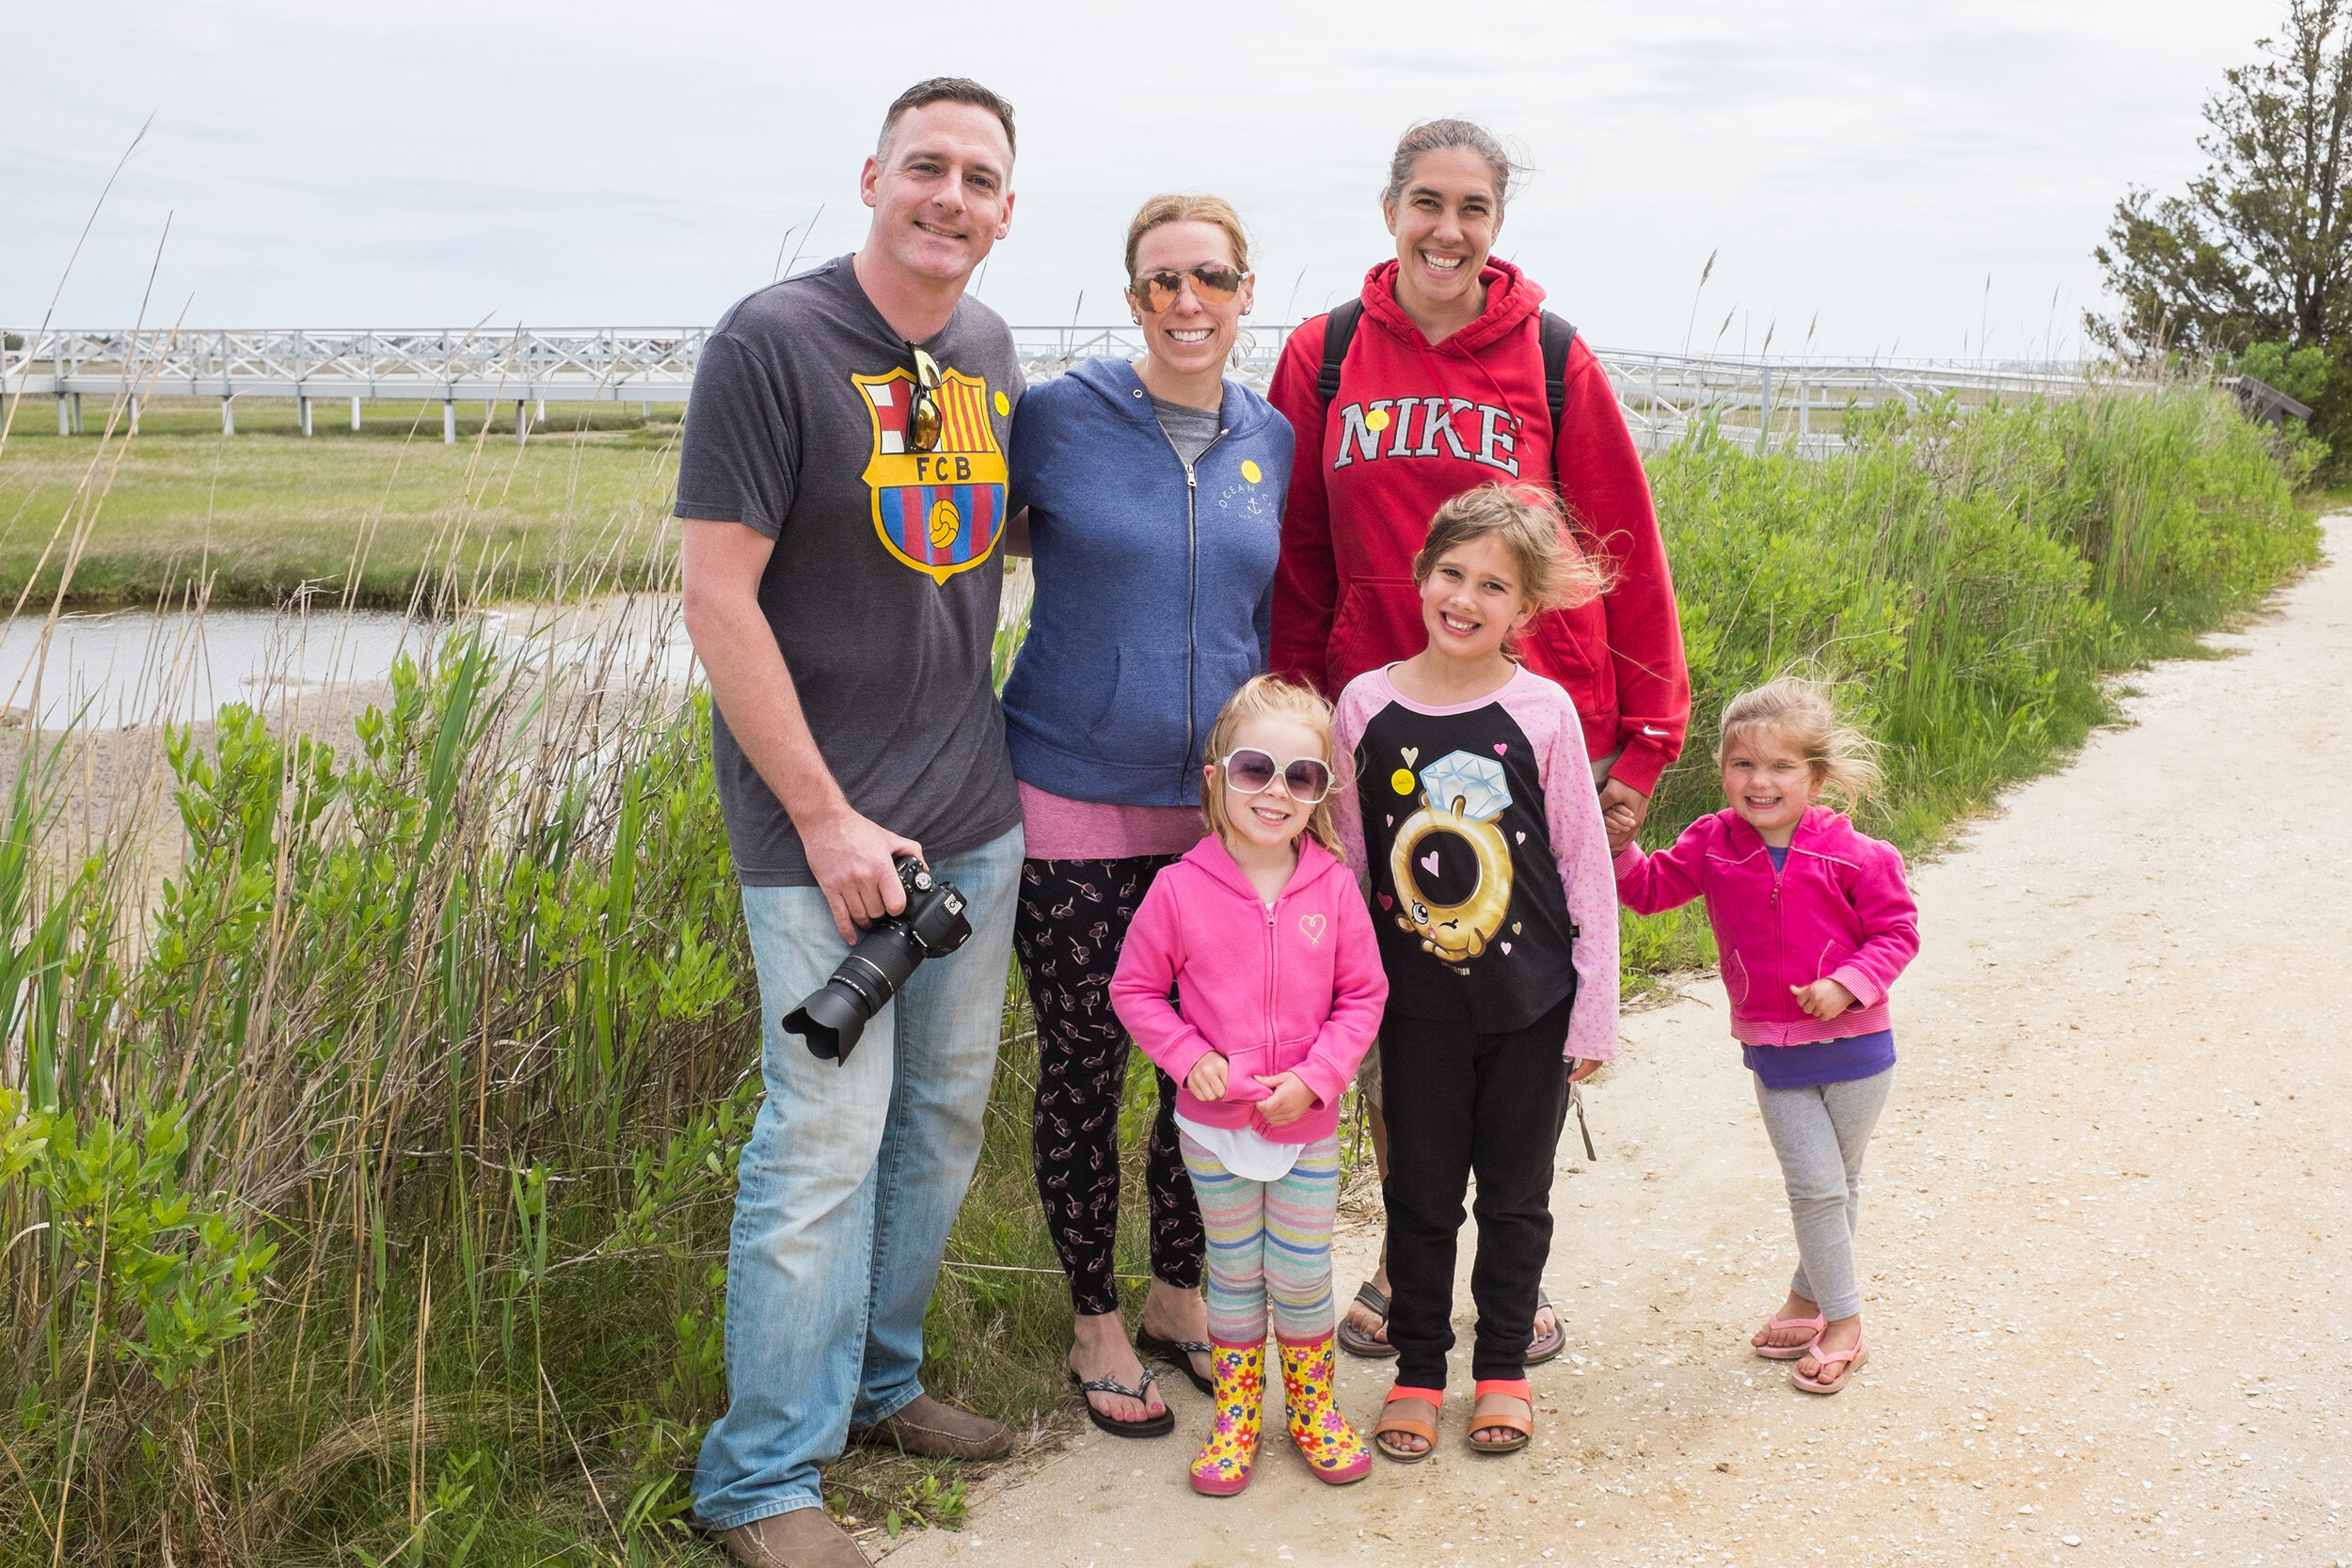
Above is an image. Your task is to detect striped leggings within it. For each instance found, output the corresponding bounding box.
[1178,1131,1340,1344]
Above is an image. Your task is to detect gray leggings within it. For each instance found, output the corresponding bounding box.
[1753,1068,1892,1322]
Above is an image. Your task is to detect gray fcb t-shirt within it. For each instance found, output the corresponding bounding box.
[675,255,1025,885]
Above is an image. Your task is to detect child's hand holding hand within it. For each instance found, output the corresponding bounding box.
[1252,1071,1315,1126]
[1789,978,1857,1022]
[1186,1053,1230,1102]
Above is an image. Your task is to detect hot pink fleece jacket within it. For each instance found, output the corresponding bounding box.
[1613,806,1919,1047]
[1110,835,1388,1144]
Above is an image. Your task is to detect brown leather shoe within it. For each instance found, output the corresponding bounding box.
[852,1392,1012,1460]
[715,1507,868,1568]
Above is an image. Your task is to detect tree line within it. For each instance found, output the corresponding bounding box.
[2095,0,2352,467]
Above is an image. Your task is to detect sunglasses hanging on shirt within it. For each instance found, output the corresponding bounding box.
[905,343,945,452]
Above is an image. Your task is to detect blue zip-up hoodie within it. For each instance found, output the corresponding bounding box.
[1002,356,1294,807]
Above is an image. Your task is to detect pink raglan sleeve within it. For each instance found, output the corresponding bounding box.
[1109,872,1217,1085]
[1289,880,1388,1111]
[1329,678,1379,886]
[1612,818,1713,915]
[1514,680,1620,1064]
[1824,836,1920,1007]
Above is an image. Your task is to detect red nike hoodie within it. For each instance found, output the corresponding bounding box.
[1268,259,1692,796]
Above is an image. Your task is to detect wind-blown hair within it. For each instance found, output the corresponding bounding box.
[1410,483,1611,658]
[1715,677,1883,809]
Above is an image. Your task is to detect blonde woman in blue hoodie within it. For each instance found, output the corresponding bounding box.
[1001,192,1295,1437]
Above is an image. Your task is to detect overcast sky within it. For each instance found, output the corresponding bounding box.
[3,0,2280,357]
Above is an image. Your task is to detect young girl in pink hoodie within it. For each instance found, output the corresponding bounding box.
[1613,677,1920,1395]
[1112,675,1389,1495]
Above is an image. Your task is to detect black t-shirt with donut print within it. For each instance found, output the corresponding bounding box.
[1350,695,1579,1034]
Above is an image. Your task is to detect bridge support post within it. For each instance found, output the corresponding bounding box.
[56,395,69,436]
[298,396,313,437]
[221,396,235,436]
[129,396,140,436]
[516,400,528,445]
[71,393,84,435]
[642,401,650,420]
[351,396,362,432]
[535,398,545,422]
[443,400,455,444]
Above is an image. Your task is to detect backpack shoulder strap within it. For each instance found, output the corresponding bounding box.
[1315,299,1368,404]
[1539,310,1581,423]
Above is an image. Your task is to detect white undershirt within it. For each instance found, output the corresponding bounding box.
[1175,1111,1301,1181]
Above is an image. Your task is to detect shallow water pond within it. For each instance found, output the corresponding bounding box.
[0,599,693,730]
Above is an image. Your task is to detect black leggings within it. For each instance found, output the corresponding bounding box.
[1379,990,1575,1388]
[1015,854,1204,1318]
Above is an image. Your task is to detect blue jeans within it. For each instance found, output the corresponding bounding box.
[691,825,1022,1531]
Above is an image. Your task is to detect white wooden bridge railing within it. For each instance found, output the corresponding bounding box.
[3,324,2126,454]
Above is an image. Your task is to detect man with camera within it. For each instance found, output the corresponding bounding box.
[675,77,1026,1568]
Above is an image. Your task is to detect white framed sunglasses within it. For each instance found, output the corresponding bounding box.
[1217,748,1333,804]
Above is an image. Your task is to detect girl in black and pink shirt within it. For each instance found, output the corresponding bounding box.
[1331,483,1620,1462]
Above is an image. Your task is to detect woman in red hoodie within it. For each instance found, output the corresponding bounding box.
[1268,118,1692,1363]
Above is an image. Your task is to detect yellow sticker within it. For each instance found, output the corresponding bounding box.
[1240,459,1263,483]
[1391,768,1416,796]
[1365,408,1391,433]
[993,389,1010,417]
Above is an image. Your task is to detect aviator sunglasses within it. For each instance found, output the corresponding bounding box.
[905,342,945,451]
[1218,748,1333,805]
[1131,263,1248,314]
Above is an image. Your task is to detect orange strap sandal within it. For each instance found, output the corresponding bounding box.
[1467,1377,1534,1454]
[1373,1385,1442,1465]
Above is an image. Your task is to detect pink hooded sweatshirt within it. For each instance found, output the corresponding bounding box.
[1613,806,1919,1047]
[1111,834,1388,1145]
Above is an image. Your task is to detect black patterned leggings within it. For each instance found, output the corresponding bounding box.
[1014,854,1205,1318]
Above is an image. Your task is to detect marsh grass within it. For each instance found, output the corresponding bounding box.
[0,363,2320,1566]
[0,396,684,610]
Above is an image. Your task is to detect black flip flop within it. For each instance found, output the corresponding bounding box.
[1134,1328,1216,1396]
[1337,1281,1398,1359]
[1069,1366,1174,1437]
[1527,1288,1565,1366]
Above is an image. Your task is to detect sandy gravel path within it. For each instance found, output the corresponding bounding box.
[886,518,2349,1568]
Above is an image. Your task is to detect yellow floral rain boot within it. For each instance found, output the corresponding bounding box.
[1277,1333,1371,1484]
[1189,1338,1265,1496]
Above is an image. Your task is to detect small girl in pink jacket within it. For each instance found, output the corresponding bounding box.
[1112,675,1388,1496]
[1614,677,1919,1395]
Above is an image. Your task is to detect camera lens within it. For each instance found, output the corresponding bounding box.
[782,925,924,1062]
[783,981,869,1061]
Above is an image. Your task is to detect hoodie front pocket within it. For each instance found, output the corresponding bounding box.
[1087,646,1185,763]
[1725,951,1752,1006]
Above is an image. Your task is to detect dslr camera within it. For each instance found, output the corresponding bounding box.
[783,856,971,1064]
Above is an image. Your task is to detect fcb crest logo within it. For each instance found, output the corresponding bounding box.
[853,365,1009,584]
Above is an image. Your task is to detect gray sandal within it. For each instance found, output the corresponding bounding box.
[1338,1280,1398,1359]
[1527,1288,1565,1365]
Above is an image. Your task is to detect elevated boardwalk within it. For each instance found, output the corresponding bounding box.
[4,324,2123,452]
